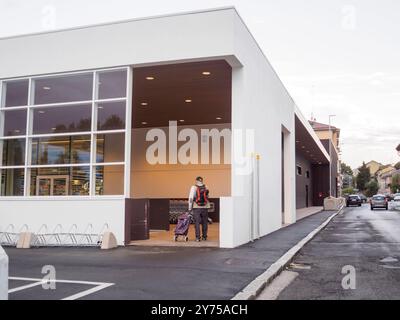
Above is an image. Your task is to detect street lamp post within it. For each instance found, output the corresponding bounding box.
[328,115,336,198]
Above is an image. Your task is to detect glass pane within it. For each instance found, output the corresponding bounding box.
[38,178,52,196]
[98,70,127,99]
[53,177,68,196]
[1,138,25,166]
[2,80,29,107]
[71,166,90,196]
[0,168,24,196]
[34,73,93,105]
[31,135,90,165]
[95,165,124,195]
[32,104,91,134]
[97,101,126,130]
[2,110,27,136]
[30,166,90,196]
[96,133,125,163]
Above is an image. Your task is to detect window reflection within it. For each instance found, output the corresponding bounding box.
[95,165,124,195]
[97,101,126,130]
[30,166,90,196]
[33,104,91,134]
[34,73,93,105]
[2,80,29,108]
[1,168,24,196]
[95,133,125,163]
[1,139,25,166]
[31,135,90,165]
[2,110,27,136]
[98,70,127,99]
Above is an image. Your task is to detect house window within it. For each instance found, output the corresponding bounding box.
[0,68,130,197]
[297,165,302,176]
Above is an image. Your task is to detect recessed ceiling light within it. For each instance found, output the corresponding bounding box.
[141,102,148,106]
[302,146,305,149]
[216,117,222,120]
[98,106,104,109]
[43,86,51,90]
[179,120,185,122]
[306,150,310,153]
[14,129,20,133]
[38,110,45,114]
[185,99,192,103]
[141,121,148,125]
[146,76,155,80]
[296,140,300,143]
[202,71,211,75]
[51,127,57,131]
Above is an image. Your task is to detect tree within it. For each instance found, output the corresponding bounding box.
[342,187,354,195]
[394,162,400,170]
[341,162,353,176]
[356,162,371,191]
[391,174,400,194]
[365,180,379,197]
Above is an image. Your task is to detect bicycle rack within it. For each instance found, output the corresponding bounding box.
[0,224,19,246]
[1,222,111,248]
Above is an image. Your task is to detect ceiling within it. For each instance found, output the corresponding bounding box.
[295,116,330,165]
[132,60,232,128]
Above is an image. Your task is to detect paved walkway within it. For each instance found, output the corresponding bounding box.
[5,210,337,300]
[296,206,324,221]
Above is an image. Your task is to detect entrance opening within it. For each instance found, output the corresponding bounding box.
[128,60,232,247]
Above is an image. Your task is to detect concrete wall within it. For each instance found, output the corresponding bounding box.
[0,198,126,245]
[0,246,7,300]
[221,13,296,248]
[0,8,237,79]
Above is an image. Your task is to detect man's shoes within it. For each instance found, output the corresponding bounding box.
[195,238,201,242]
[202,236,207,241]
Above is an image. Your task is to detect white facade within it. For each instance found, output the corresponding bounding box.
[0,7,328,248]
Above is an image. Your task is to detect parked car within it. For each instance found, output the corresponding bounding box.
[346,195,362,207]
[391,195,400,210]
[370,194,388,210]
[358,194,367,203]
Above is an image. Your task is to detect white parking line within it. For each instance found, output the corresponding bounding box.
[9,281,45,293]
[9,277,114,300]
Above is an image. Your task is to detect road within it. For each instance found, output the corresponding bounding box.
[274,203,400,300]
[4,210,335,300]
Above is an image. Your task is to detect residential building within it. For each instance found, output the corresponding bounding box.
[309,120,341,198]
[365,160,383,176]
[376,165,395,194]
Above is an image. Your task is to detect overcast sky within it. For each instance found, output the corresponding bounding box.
[1,0,399,168]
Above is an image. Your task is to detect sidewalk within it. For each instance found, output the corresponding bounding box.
[5,210,337,300]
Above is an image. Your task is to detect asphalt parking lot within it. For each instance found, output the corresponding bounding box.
[5,210,335,300]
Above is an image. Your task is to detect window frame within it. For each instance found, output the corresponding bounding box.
[0,66,132,199]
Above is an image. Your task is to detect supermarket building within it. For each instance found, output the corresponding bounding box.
[0,7,331,248]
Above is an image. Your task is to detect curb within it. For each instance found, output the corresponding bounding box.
[231,205,345,300]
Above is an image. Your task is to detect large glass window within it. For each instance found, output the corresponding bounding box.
[0,168,24,196]
[2,110,27,136]
[95,133,125,163]
[98,70,127,100]
[97,101,126,131]
[2,79,29,108]
[31,135,91,165]
[1,139,25,166]
[32,104,92,134]
[0,68,128,197]
[95,165,124,195]
[34,73,93,105]
[30,166,90,196]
